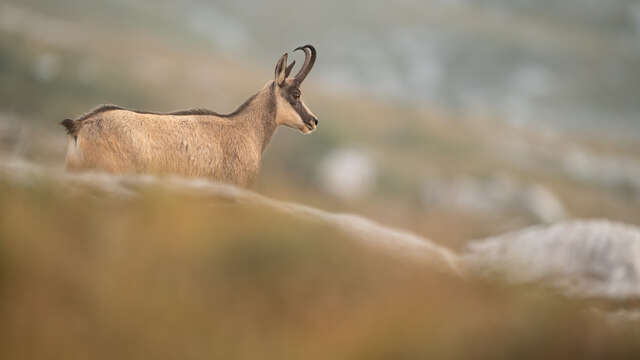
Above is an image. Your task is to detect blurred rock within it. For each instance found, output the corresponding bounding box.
[319,148,376,200]
[421,174,566,223]
[563,147,640,201]
[464,220,640,300]
[33,53,60,82]
[522,185,567,224]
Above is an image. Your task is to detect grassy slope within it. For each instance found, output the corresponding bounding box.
[1,178,640,359]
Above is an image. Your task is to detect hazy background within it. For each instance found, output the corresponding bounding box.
[2,0,639,247]
[2,1,640,357]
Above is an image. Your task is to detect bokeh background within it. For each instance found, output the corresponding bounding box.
[2,1,640,358]
[2,0,639,247]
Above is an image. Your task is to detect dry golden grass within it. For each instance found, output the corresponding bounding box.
[1,179,639,359]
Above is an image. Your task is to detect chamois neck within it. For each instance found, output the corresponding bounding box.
[229,82,278,153]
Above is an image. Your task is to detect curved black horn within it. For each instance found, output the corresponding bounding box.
[293,44,316,84]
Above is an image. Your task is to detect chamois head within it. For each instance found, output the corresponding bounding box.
[273,45,319,134]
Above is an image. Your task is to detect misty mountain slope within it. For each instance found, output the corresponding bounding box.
[4,0,640,136]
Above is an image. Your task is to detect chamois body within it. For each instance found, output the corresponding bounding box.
[65,86,276,187]
[62,45,319,187]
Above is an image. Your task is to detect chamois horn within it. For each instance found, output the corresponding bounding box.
[293,44,316,84]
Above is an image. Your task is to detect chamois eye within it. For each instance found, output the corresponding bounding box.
[292,91,301,99]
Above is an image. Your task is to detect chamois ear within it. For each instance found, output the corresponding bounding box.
[285,60,296,78]
[274,53,288,86]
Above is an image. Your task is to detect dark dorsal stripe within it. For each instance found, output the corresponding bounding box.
[74,92,260,122]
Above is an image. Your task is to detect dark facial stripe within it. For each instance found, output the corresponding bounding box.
[293,100,316,126]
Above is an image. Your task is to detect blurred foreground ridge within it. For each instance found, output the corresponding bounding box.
[2,158,640,358]
[0,158,461,273]
[3,158,640,302]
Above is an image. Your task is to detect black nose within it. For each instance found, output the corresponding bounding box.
[313,118,319,126]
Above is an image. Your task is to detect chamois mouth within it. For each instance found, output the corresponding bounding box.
[303,121,316,133]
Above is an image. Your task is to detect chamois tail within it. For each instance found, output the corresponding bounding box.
[60,119,79,137]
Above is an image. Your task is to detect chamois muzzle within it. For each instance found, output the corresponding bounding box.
[303,116,319,132]
[293,45,316,84]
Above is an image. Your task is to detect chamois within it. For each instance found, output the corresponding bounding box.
[61,45,319,187]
